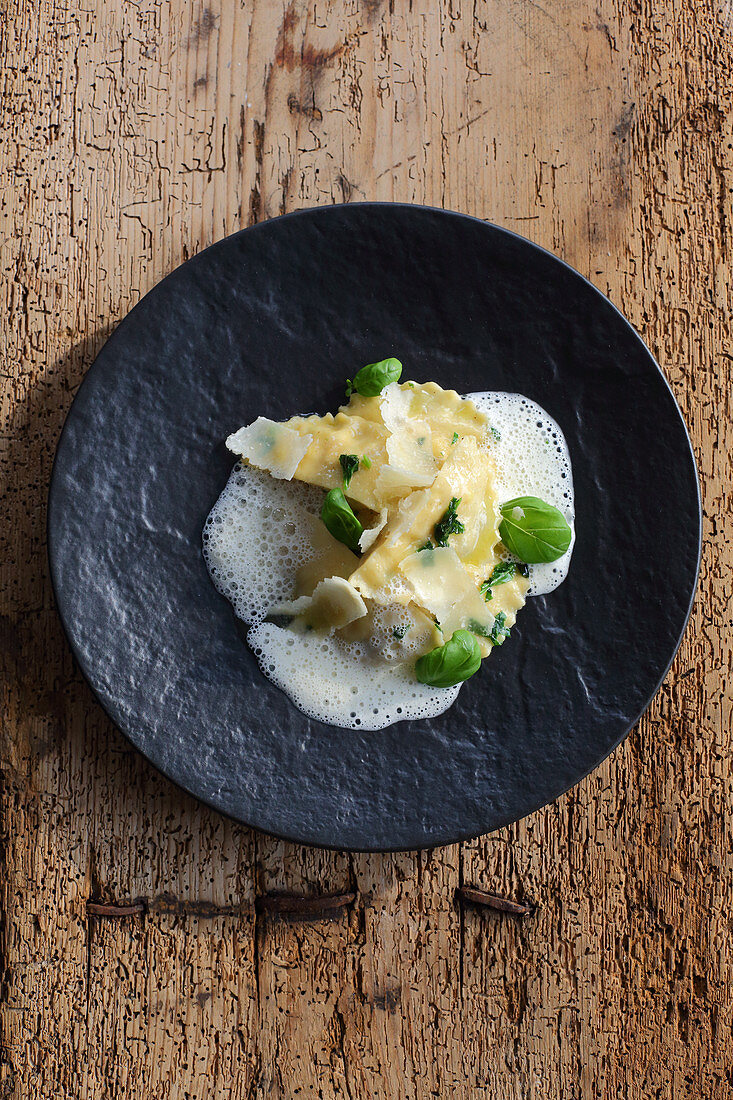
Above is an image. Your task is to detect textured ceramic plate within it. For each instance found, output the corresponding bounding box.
[48,204,700,851]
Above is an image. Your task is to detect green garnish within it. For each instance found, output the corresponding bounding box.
[468,612,511,646]
[499,496,571,564]
[417,539,434,552]
[479,561,518,600]
[489,425,501,442]
[451,432,459,445]
[392,625,409,640]
[415,630,482,688]
[321,488,363,552]
[361,454,372,469]
[339,453,360,490]
[490,611,511,645]
[433,497,464,547]
[345,358,402,398]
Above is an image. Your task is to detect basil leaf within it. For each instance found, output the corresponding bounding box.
[434,497,464,547]
[346,357,402,398]
[361,454,372,469]
[392,625,409,640]
[415,629,482,688]
[479,561,517,600]
[499,496,571,563]
[451,432,459,445]
[417,539,434,552]
[321,488,363,552]
[339,453,360,490]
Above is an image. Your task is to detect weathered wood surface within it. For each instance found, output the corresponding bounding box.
[1,1,730,1096]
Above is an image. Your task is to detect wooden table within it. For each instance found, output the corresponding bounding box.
[1,2,729,1096]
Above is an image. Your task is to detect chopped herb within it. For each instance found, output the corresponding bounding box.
[489,425,501,442]
[468,611,511,646]
[339,453,360,490]
[467,618,492,638]
[407,382,415,388]
[417,435,426,445]
[433,497,464,547]
[392,625,409,640]
[361,454,372,469]
[517,562,529,577]
[451,432,459,445]
[417,539,434,552]
[490,611,511,646]
[479,561,518,601]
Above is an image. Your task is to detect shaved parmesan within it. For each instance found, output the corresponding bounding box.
[399,546,494,639]
[226,417,312,481]
[380,382,437,488]
[359,509,389,553]
[274,576,367,632]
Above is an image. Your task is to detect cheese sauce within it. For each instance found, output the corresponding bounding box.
[203,390,574,730]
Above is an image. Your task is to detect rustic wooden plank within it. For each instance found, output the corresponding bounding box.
[1,0,730,1097]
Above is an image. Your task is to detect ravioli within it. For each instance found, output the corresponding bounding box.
[225,379,531,653]
[347,435,497,604]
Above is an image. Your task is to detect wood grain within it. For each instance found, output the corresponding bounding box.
[1,1,730,1096]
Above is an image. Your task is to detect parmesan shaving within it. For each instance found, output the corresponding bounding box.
[226,417,312,481]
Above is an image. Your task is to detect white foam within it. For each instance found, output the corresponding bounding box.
[247,623,458,730]
[468,392,575,596]
[202,463,327,624]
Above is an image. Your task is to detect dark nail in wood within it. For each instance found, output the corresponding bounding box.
[457,886,532,916]
[86,891,357,922]
[255,891,356,919]
[87,901,146,917]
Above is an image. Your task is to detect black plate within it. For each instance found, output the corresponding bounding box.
[48,204,700,851]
